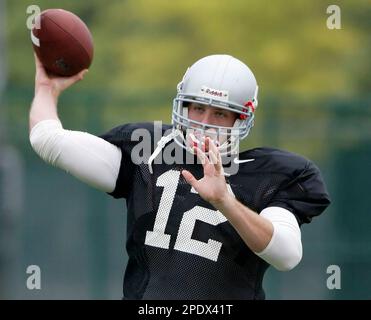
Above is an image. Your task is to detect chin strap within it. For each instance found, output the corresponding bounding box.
[148,129,182,174]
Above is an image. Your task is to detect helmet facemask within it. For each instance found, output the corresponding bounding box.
[172,94,256,156]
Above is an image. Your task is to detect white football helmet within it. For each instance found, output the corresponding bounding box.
[172,54,258,155]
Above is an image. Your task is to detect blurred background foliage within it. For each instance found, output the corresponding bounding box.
[0,0,370,299]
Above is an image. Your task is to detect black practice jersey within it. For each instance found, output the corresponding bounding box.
[100,122,331,300]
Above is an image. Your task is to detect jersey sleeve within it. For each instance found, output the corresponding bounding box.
[99,123,139,199]
[268,160,331,225]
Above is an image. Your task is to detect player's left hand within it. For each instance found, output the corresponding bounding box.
[182,137,230,208]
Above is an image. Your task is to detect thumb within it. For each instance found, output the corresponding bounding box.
[72,69,89,84]
[182,170,198,188]
[59,69,88,91]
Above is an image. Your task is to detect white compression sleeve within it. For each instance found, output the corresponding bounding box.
[255,206,302,271]
[29,119,122,193]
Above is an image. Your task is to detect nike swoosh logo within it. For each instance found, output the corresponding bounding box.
[233,158,255,164]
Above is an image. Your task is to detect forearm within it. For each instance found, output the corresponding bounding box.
[29,85,60,131]
[213,195,302,271]
[213,194,273,253]
[177,136,302,270]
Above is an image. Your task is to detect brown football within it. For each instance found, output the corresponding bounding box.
[31,9,94,76]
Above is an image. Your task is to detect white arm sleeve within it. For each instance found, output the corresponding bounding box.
[29,119,122,193]
[255,206,302,271]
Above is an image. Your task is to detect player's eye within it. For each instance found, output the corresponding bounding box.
[193,105,205,112]
[215,111,227,118]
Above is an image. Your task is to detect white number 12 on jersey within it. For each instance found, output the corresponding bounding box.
[145,170,229,262]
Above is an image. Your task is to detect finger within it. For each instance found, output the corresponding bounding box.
[60,69,88,89]
[216,150,223,174]
[34,53,49,80]
[208,150,218,165]
[34,52,43,69]
[204,135,209,153]
[194,145,210,166]
[207,136,217,154]
[80,69,89,78]
[207,137,222,173]
[75,69,89,81]
[182,170,198,188]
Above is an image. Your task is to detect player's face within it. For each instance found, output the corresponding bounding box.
[188,103,237,128]
[186,103,237,152]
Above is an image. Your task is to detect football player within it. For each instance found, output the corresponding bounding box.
[29,54,331,299]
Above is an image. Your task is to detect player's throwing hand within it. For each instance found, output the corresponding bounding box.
[34,53,88,98]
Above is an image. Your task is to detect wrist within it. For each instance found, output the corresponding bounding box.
[211,192,235,211]
[35,83,59,101]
